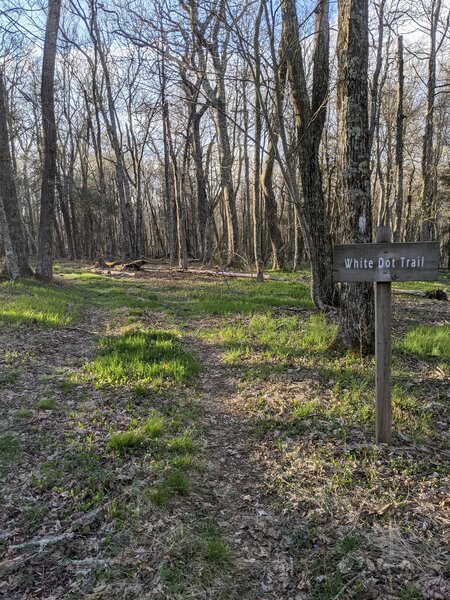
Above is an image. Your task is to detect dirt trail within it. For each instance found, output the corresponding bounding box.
[188,336,299,599]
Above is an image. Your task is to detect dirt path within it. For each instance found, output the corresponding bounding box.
[192,339,297,598]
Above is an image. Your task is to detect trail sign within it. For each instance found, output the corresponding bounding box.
[333,241,439,282]
[333,228,440,444]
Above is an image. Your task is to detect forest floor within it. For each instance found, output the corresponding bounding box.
[0,262,449,600]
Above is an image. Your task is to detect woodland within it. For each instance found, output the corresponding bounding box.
[0,1,449,599]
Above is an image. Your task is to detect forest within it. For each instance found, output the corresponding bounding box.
[0,1,449,599]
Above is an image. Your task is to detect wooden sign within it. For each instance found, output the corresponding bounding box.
[333,241,439,282]
[333,228,440,444]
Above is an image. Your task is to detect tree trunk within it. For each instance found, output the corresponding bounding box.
[253,6,264,281]
[281,0,337,309]
[36,0,61,279]
[335,0,375,354]
[0,70,32,277]
[421,0,442,241]
[393,35,404,242]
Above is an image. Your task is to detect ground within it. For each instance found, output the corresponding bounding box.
[0,263,449,600]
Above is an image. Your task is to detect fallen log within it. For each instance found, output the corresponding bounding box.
[184,268,293,282]
[123,259,147,271]
[393,288,448,301]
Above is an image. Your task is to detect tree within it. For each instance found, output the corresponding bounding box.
[335,0,374,354]
[0,69,32,278]
[421,0,448,241]
[281,0,337,310]
[393,35,405,242]
[36,0,62,278]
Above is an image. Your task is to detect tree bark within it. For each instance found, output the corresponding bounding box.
[335,0,375,354]
[393,35,404,242]
[421,0,443,241]
[36,0,62,279]
[253,5,264,282]
[281,0,337,309]
[0,70,32,277]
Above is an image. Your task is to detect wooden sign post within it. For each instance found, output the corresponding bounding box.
[333,227,440,443]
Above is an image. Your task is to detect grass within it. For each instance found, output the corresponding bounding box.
[148,469,190,506]
[208,313,336,365]
[170,278,312,316]
[399,584,423,600]
[16,408,31,418]
[106,430,147,454]
[0,434,21,466]
[84,327,199,388]
[397,324,450,359]
[158,519,233,596]
[0,273,160,327]
[37,448,114,512]
[107,413,167,454]
[167,431,199,454]
[0,267,312,328]
[0,367,20,385]
[36,397,56,410]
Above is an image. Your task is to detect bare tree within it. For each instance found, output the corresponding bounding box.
[421,0,448,240]
[36,0,62,279]
[335,0,374,354]
[0,69,32,278]
[281,0,337,309]
[394,35,405,242]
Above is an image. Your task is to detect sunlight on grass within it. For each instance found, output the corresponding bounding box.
[84,327,199,388]
[0,273,160,327]
[107,412,167,454]
[163,279,312,317]
[397,324,450,359]
[0,280,79,326]
[212,313,336,363]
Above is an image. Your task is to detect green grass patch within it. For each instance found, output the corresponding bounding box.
[399,583,423,600]
[0,272,160,327]
[0,434,21,466]
[141,413,166,438]
[397,324,450,359]
[211,313,336,364]
[36,397,56,410]
[59,377,77,394]
[167,431,199,454]
[0,367,20,385]
[84,327,199,388]
[164,278,312,317]
[164,469,190,495]
[107,413,167,454]
[148,468,190,506]
[159,519,233,597]
[107,430,147,454]
[0,279,81,326]
[16,408,31,418]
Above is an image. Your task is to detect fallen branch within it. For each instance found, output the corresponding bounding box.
[169,267,293,282]
[10,532,75,552]
[393,288,448,301]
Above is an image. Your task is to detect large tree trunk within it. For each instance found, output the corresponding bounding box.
[36,0,62,279]
[335,0,374,354]
[0,71,32,278]
[252,5,264,281]
[281,0,337,309]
